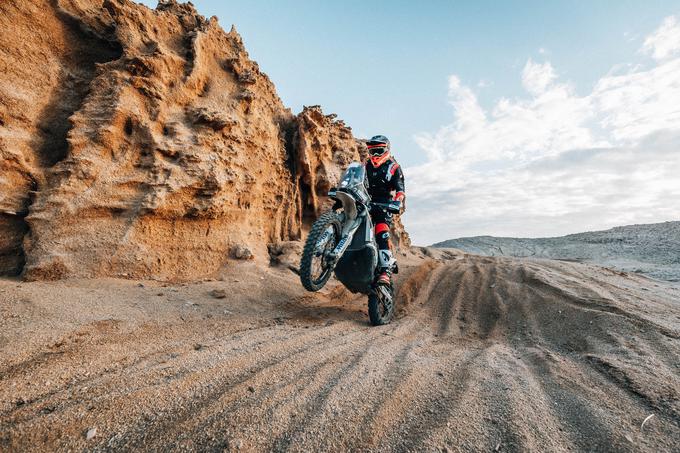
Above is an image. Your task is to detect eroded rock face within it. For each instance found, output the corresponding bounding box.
[293,106,367,224]
[0,0,408,281]
[0,0,123,275]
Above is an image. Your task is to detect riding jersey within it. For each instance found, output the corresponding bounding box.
[365,157,405,204]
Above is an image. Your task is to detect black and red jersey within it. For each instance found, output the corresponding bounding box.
[365,157,405,203]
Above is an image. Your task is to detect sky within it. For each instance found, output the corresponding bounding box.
[140,1,680,245]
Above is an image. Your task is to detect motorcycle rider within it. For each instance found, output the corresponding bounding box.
[365,135,405,286]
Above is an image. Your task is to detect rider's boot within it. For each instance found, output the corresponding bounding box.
[376,249,395,286]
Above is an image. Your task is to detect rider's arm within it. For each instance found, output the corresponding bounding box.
[391,164,405,202]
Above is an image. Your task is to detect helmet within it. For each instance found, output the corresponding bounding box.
[367,135,391,167]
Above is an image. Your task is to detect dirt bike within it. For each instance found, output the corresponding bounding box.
[299,162,399,326]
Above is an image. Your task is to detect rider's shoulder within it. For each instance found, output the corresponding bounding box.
[387,157,401,171]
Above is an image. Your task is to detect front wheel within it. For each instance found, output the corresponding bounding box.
[300,211,342,291]
[368,282,395,326]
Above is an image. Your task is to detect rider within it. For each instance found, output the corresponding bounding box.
[365,135,405,286]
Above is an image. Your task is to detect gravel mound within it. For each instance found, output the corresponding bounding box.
[433,221,680,282]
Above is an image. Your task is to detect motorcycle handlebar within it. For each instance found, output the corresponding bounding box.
[370,201,400,214]
[328,189,400,214]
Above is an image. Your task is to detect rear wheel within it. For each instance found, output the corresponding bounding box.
[300,211,342,292]
[368,282,395,326]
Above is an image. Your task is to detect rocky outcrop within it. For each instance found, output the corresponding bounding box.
[0,0,123,275]
[293,106,366,222]
[0,0,408,281]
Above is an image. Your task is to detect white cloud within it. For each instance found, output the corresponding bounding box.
[405,15,680,245]
[594,57,680,142]
[521,59,557,95]
[642,15,680,60]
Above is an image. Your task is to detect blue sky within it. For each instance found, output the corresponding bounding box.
[140,1,680,244]
[139,1,678,165]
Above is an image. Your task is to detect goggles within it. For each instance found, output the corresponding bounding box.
[368,145,388,156]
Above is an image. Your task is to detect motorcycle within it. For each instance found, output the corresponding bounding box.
[299,162,400,325]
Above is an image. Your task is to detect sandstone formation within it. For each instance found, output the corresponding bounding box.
[0,0,407,281]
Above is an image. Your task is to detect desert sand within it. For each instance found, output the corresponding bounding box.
[2,249,679,452]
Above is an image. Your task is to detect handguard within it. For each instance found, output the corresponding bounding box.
[387,200,401,214]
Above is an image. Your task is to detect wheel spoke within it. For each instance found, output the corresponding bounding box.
[310,228,337,284]
[300,212,341,292]
[379,286,392,317]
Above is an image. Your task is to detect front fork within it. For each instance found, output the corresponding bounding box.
[322,222,360,262]
[314,222,358,269]
[314,227,335,254]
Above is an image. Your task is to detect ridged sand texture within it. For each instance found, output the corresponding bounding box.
[1,249,679,451]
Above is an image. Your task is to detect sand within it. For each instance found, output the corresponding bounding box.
[1,249,679,452]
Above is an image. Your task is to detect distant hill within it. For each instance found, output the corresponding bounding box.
[433,221,680,282]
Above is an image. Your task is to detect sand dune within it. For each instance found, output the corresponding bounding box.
[1,250,678,452]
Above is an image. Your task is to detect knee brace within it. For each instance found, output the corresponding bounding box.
[378,249,395,271]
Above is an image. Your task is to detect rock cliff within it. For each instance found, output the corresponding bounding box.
[0,0,408,281]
